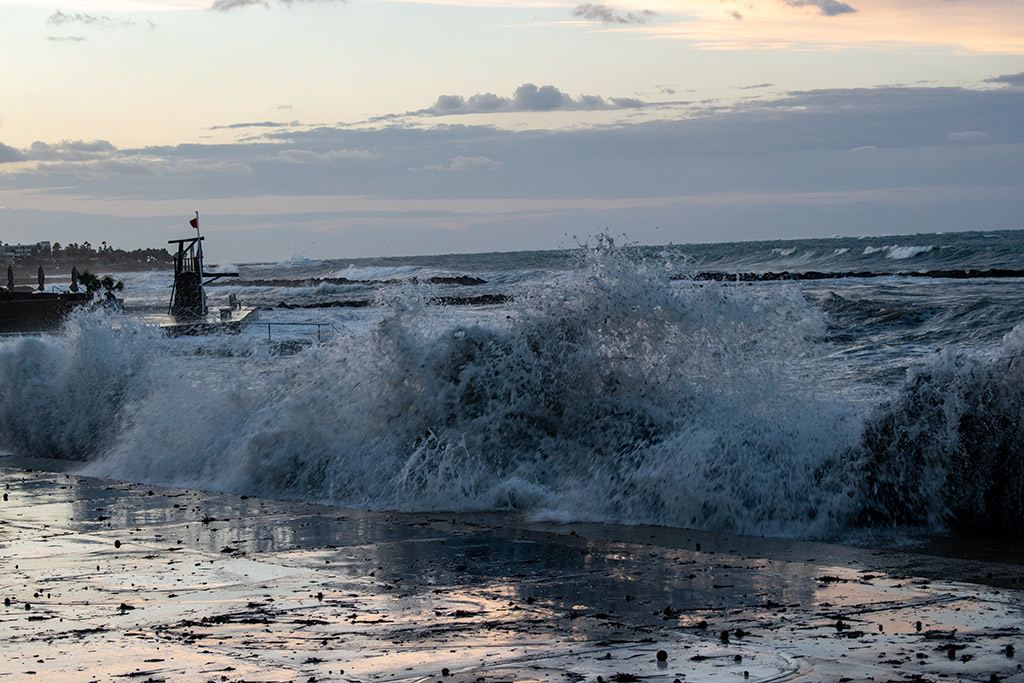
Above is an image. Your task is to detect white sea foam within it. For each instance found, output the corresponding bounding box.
[330,265,422,280]
[862,245,934,260]
[276,254,324,267]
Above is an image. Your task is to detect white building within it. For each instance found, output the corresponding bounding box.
[2,241,51,259]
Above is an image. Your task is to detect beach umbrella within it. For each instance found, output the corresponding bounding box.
[38,266,45,291]
[6,264,12,291]
[70,266,79,293]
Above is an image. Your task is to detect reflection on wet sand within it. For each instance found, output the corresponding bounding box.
[2,465,1022,682]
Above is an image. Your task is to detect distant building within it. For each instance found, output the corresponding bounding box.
[2,242,51,259]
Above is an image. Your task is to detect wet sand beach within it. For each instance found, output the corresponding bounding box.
[2,463,1022,682]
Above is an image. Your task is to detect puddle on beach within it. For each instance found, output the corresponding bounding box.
[2,466,1022,682]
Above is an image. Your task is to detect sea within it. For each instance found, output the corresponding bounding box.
[2,230,1023,543]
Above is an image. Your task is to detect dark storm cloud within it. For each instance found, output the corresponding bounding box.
[781,0,856,16]
[210,0,346,11]
[415,83,645,117]
[572,3,657,24]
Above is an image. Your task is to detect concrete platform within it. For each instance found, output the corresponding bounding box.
[140,306,259,336]
[1,464,1022,682]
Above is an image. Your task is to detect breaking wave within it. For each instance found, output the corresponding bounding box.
[863,245,935,260]
[857,324,1024,531]
[2,237,1023,539]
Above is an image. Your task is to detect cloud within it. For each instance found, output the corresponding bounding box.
[210,0,346,10]
[277,148,376,163]
[46,10,153,29]
[514,84,571,111]
[410,156,504,173]
[572,3,657,24]
[985,72,1024,88]
[947,130,993,143]
[211,0,266,9]
[26,140,117,162]
[0,143,27,163]
[91,159,158,175]
[780,0,856,16]
[422,83,645,116]
[448,156,504,171]
[208,121,300,130]
[4,81,1022,261]
[10,82,1022,193]
[46,36,88,42]
[646,2,1021,53]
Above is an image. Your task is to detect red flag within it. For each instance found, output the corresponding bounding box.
[189,217,198,229]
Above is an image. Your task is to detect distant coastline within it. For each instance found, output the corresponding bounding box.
[2,240,174,279]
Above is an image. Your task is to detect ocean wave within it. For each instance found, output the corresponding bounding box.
[3,238,1021,540]
[275,254,324,268]
[856,323,1024,531]
[0,311,159,460]
[31,242,850,537]
[863,245,935,260]
[330,264,422,280]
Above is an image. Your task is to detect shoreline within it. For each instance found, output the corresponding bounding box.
[2,462,1022,682]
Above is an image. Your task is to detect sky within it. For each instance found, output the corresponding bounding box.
[1,0,1023,261]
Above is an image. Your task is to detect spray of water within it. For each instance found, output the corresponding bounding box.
[8,239,1019,537]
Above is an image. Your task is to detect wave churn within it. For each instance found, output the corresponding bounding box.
[1,237,1022,539]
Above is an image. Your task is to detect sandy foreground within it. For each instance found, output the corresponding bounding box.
[1,463,1022,683]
